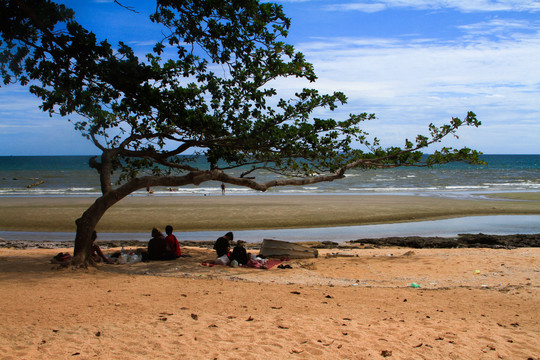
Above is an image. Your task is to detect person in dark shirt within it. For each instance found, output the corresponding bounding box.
[213,232,233,258]
[230,240,249,266]
[147,227,167,260]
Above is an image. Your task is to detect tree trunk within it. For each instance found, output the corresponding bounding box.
[69,172,203,267]
[71,194,118,267]
[71,151,117,267]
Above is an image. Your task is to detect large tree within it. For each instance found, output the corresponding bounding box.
[1,0,482,266]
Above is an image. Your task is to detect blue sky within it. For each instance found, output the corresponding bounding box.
[1,0,539,155]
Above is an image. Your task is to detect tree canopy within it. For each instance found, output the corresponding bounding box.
[1,0,483,266]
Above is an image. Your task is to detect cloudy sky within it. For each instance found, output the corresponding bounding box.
[1,0,539,155]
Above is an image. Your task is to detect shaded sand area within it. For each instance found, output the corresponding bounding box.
[0,245,539,359]
[1,193,540,233]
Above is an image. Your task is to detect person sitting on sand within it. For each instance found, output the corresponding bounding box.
[147,227,167,260]
[91,231,112,264]
[164,225,181,260]
[213,232,233,258]
[230,240,249,266]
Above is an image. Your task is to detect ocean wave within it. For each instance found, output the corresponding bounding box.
[483,182,540,187]
[349,187,440,192]
[67,187,98,192]
[1,153,539,197]
[1,181,539,197]
[445,185,490,190]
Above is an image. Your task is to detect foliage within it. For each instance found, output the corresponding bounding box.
[1,0,482,193]
[1,0,485,265]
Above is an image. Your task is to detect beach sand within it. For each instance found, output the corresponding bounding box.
[0,245,539,359]
[1,193,540,233]
[1,194,539,359]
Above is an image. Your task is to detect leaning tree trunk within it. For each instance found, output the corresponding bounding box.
[69,171,211,267]
[71,192,123,267]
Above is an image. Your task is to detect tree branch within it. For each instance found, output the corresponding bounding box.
[114,0,138,13]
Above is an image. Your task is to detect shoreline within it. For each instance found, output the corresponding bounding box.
[1,193,539,233]
[2,232,539,250]
[2,214,540,244]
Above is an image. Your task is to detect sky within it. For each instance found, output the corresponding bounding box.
[1,0,539,155]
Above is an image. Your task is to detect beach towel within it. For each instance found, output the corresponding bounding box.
[244,259,282,269]
[261,259,282,269]
[203,259,283,270]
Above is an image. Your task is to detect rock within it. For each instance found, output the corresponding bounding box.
[350,234,540,248]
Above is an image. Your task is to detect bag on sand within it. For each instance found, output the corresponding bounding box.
[215,254,230,266]
[51,252,71,264]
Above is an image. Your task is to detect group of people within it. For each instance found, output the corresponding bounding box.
[146,228,249,265]
[146,228,249,266]
[91,226,248,266]
[88,227,181,264]
[147,225,182,261]
[212,232,250,266]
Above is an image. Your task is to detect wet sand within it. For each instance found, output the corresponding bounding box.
[1,193,539,233]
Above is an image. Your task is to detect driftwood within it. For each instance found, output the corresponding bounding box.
[260,239,319,258]
[27,179,45,188]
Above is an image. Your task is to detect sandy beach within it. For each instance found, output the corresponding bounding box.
[1,193,539,359]
[1,193,540,233]
[0,245,539,359]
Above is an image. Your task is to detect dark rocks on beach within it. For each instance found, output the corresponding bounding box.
[350,233,540,249]
[1,233,539,250]
[0,239,150,250]
[0,239,226,250]
[311,241,340,249]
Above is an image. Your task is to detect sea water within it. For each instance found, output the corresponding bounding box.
[1,215,539,243]
[0,154,538,198]
[1,154,539,241]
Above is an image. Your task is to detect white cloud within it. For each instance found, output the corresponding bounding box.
[458,18,539,36]
[326,3,387,12]
[0,87,44,121]
[275,22,540,152]
[328,1,540,13]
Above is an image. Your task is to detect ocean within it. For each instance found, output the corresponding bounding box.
[0,154,539,241]
[0,154,538,198]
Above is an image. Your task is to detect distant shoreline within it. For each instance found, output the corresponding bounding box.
[0,189,538,199]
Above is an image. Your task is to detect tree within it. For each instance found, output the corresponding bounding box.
[1,0,482,267]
